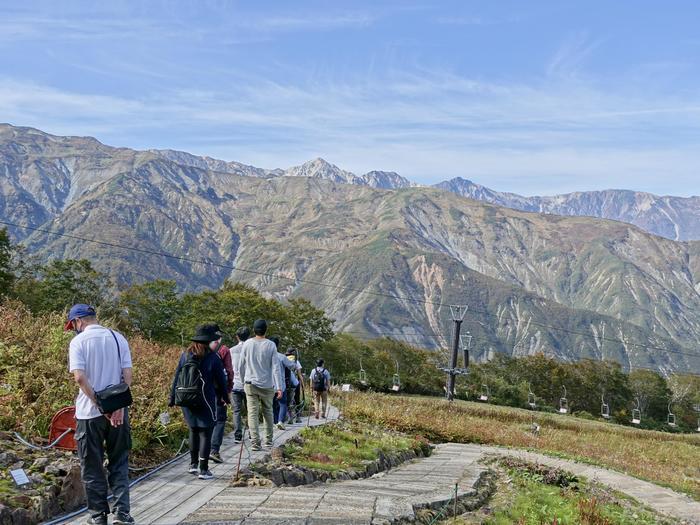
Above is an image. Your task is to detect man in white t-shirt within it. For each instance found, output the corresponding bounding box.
[66,304,134,525]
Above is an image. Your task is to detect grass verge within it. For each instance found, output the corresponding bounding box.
[444,458,672,525]
[337,392,700,500]
[282,419,430,472]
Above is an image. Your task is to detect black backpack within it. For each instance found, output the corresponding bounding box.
[312,368,327,392]
[284,366,292,389]
[174,354,204,408]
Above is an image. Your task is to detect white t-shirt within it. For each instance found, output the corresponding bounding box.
[68,324,132,419]
[230,341,245,391]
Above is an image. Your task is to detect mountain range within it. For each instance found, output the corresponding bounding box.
[155,147,700,242]
[2,123,699,374]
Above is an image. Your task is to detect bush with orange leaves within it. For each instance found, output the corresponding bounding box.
[0,301,187,455]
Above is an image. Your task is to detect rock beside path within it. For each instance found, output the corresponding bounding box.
[0,435,84,525]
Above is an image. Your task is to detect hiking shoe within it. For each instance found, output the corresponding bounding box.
[198,470,214,480]
[234,437,242,444]
[263,441,273,449]
[209,451,223,463]
[321,414,327,419]
[113,513,135,525]
[275,422,285,430]
[188,464,198,474]
[295,417,302,423]
[85,513,108,525]
[251,443,262,451]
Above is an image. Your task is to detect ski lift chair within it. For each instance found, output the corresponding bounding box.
[527,383,536,409]
[478,384,490,402]
[558,386,568,414]
[391,361,401,392]
[601,393,610,420]
[667,402,677,427]
[631,398,641,425]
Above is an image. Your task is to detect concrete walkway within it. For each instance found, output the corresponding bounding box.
[183,443,699,525]
[58,417,699,524]
[60,408,339,525]
[183,443,485,525]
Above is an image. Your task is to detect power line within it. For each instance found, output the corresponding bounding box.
[3,219,700,362]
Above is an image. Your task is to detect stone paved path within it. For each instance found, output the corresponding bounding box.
[184,443,699,525]
[61,408,339,525]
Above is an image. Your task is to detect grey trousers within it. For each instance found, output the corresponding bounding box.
[76,413,131,518]
[244,383,274,447]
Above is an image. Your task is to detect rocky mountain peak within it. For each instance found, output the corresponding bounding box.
[284,157,356,183]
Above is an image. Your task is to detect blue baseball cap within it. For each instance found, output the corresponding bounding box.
[64,304,96,331]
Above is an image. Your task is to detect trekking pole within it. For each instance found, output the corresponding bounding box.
[235,420,247,481]
[299,377,306,419]
[453,483,458,517]
[306,400,312,427]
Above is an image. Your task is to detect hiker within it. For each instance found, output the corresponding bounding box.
[169,325,228,480]
[285,348,303,424]
[309,359,331,418]
[269,336,297,430]
[269,335,284,427]
[66,304,134,525]
[229,326,250,443]
[208,324,233,464]
[239,319,282,451]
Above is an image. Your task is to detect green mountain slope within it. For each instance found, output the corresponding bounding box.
[3,124,700,373]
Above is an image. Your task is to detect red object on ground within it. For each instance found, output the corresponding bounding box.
[48,406,77,451]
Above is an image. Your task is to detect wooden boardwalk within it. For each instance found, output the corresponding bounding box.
[62,408,339,525]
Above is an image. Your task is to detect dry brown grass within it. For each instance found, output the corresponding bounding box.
[0,301,187,454]
[339,391,700,499]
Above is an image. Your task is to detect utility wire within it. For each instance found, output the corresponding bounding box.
[3,219,700,362]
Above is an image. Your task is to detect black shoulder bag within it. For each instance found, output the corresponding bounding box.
[94,330,133,414]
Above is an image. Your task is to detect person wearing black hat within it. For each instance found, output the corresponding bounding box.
[239,319,282,451]
[169,324,229,480]
[66,304,134,525]
[206,324,233,464]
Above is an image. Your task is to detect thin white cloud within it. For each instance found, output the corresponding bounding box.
[257,13,376,31]
[434,15,485,25]
[547,32,606,79]
[3,59,700,196]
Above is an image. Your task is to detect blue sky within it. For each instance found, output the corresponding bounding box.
[2,1,700,195]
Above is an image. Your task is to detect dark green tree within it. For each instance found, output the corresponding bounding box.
[0,228,14,296]
[276,298,335,358]
[628,369,671,423]
[119,280,181,341]
[175,281,283,346]
[25,259,110,314]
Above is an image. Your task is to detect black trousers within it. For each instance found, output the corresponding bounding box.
[189,425,214,471]
[76,413,131,518]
